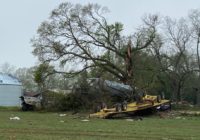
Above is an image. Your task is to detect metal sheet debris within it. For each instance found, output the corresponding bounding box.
[10,116,20,120]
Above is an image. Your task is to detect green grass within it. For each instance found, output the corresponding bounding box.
[0,110,200,140]
[0,106,20,111]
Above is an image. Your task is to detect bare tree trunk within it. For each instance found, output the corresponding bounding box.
[177,81,182,102]
[196,32,200,106]
[171,78,177,102]
[196,32,200,77]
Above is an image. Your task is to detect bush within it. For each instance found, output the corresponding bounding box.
[58,93,82,111]
[41,88,114,112]
[42,91,67,111]
[41,90,96,111]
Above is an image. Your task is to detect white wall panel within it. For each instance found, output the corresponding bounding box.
[0,85,22,106]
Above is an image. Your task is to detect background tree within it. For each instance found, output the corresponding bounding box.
[188,9,200,105]
[0,62,16,75]
[150,17,193,102]
[34,63,55,90]
[15,67,38,91]
[189,9,200,74]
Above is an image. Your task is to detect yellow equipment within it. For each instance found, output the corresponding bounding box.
[89,43,171,119]
[90,95,170,118]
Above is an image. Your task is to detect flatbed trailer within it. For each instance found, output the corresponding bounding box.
[90,95,170,118]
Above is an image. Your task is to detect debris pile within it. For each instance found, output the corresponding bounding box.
[157,111,180,119]
[179,111,200,116]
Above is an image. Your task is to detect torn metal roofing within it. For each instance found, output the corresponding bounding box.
[0,73,22,86]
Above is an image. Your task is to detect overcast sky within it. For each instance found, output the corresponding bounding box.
[0,0,200,68]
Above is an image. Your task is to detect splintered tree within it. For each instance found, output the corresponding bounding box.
[32,2,157,86]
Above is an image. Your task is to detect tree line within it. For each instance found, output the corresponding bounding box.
[2,2,200,105]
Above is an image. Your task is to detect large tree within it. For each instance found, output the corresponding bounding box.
[32,2,157,85]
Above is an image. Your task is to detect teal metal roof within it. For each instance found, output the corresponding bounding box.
[0,73,22,86]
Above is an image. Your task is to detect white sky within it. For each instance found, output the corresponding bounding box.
[0,0,200,68]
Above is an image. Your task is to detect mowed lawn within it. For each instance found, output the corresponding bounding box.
[0,110,200,140]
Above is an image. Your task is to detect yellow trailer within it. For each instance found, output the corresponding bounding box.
[90,95,170,118]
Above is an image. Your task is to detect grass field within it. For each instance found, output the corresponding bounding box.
[0,109,200,140]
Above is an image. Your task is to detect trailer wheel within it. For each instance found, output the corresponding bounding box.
[122,101,127,111]
[115,103,122,112]
[21,103,28,111]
